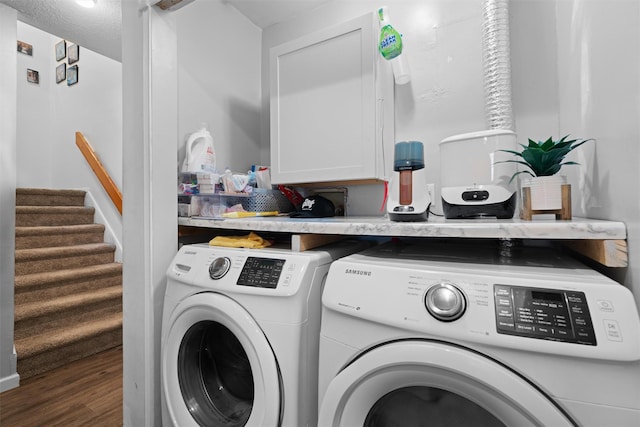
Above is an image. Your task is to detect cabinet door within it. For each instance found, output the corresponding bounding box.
[270,12,392,185]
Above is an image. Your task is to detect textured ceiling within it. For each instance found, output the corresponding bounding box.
[0,0,331,63]
[0,0,122,62]
[226,0,329,29]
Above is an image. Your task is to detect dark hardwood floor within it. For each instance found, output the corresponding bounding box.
[0,346,122,426]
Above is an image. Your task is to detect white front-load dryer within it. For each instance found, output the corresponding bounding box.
[162,239,369,427]
[318,241,640,427]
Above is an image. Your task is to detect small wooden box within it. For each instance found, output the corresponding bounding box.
[521,184,572,220]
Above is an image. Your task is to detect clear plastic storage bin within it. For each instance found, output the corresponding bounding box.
[182,189,294,219]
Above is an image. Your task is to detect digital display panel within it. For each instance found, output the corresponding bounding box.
[531,290,563,302]
[237,257,285,289]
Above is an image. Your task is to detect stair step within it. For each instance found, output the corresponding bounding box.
[15,312,122,359]
[16,206,95,227]
[15,243,115,276]
[15,263,122,304]
[15,285,122,341]
[15,314,122,379]
[13,187,123,381]
[15,285,122,322]
[15,224,105,249]
[16,188,86,207]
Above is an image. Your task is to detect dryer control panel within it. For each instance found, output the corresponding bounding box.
[494,285,596,346]
[237,257,286,289]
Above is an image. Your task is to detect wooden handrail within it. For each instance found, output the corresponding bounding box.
[75,132,123,215]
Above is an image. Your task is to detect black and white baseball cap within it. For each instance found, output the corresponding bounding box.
[289,195,335,218]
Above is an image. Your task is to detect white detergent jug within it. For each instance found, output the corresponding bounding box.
[181,123,216,173]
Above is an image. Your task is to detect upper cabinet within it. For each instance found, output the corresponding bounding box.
[269,12,394,185]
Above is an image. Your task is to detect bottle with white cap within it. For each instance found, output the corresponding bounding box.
[182,122,216,174]
[377,6,411,85]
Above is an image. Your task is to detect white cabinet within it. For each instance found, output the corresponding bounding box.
[269,12,394,185]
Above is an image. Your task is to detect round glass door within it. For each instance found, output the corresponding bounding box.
[162,293,282,427]
[318,340,575,427]
[364,386,504,426]
[178,321,254,426]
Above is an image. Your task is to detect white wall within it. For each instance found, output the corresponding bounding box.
[172,0,486,214]
[262,0,487,215]
[16,22,122,249]
[174,0,262,175]
[16,22,53,184]
[511,0,640,308]
[0,3,18,393]
[122,2,178,425]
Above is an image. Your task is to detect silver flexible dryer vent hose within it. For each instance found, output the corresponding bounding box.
[482,0,514,131]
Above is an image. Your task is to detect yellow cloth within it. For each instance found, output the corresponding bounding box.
[222,211,279,218]
[209,232,272,249]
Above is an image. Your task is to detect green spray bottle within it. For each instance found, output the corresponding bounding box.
[378,6,410,84]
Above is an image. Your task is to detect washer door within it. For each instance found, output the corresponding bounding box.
[319,340,575,427]
[162,293,282,427]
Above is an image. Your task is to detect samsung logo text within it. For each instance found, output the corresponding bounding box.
[345,268,372,277]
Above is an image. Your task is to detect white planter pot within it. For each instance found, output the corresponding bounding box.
[522,175,566,210]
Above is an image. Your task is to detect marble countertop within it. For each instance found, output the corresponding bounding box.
[178,215,626,240]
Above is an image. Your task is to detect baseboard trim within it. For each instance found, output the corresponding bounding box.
[0,345,19,392]
[0,372,20,393]
[83,189,123,262]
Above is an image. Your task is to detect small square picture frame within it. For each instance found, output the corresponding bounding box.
[56,63,66,84]
[67,65,78,86]
[55,40,66,61]
[68,44,79,64]
[27,69,39,84]
[17,40,33,56]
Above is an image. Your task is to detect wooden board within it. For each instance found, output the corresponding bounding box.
[156,0,192,10]
[291,234,345,252]
[563,239,628,267]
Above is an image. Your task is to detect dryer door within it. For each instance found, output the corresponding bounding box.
[162,293,281,427]
[318,340,575,427]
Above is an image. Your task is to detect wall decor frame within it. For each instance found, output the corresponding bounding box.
[67,65,78,86]
[17,40,33,56]
[55,40,66,61]
[27,69,39,84]
[68,44,79,64]
[56,63,66,84]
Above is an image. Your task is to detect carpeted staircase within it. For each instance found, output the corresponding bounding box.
[14,188,122,379]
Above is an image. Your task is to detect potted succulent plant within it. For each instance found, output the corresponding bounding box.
[499,135,593,211]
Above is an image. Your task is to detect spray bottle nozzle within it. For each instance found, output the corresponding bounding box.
[377,7,387,23]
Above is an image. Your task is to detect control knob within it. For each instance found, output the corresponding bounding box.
[425,281,466,321]
[209,257,231,280]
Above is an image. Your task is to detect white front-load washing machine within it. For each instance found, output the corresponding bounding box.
[318,241,640,427]
[162,239,369,427]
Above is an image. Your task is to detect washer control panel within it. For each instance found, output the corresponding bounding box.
[237,257,286,289]
[494,284,597,346]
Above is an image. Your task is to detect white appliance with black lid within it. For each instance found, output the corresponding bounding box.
[162,239,369,427]
[318,241,640,426]
[440,129,518,219]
